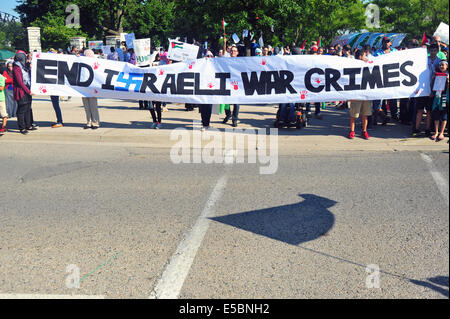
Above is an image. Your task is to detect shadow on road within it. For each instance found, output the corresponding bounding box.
[410,276,449,298]
[210,193,336,245]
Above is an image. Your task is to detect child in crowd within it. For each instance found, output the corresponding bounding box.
[430,61,449,142]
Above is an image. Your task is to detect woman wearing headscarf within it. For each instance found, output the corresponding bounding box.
[81,49,100,129]
[2,62,18,119]
[13,50,35,135]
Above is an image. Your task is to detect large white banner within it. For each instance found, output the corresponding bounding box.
[167,40,199,61]
[31,48,430,104]
[133,38,151,66]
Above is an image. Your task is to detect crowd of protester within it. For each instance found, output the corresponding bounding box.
[0,34,448,141]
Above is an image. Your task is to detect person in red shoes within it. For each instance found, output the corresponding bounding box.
[348,50,371,140]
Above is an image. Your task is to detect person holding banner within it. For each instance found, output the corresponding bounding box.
[430,60,448,142]
[412,43,442,137]
[81,49,101,129]
[149,101,163,129]
[13,50,35,135]
[348,50,372,140]
[223,46,240,127]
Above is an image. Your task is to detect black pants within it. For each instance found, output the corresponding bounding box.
[200,104,212,127]
[382,99,398,119]
[399,98,412,123]
[139,100,149,109]
[17,95,33,130]
[150,101,162,123]
[225,104,240,121]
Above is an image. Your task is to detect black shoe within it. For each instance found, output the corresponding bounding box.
[223,116,230,124]
[232,120,237,127]
[411,128,421,137]
[84,125,91,129]
[27,126,38,131]
[20,129,29,135]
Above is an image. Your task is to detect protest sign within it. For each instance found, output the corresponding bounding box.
[31,48,430,105]
[101,45,111,55]
[125,33,136,48]
[433,73,447,92]
[167,40,199,61]
[88,41,103,50]
[433,22,449,44]
[133,38,151,66]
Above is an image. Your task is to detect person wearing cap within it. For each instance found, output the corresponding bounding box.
[255,48,262,56]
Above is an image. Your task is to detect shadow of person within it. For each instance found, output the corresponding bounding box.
[210,194,336,246]
[410,276,449,298]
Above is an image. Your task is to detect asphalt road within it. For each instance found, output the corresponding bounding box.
[0,142,448,298]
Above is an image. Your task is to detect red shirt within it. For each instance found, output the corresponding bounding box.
[2,70,13,90]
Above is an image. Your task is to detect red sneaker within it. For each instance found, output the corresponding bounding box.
[348,131,355,139]
[362,131,370,140]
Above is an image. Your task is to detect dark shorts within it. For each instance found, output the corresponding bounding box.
[415,96,433,111]
[432,108,448,122]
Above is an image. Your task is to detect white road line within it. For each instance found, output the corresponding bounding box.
[421,153,449,206]
[0,293,104,299]
[149,173,228,299]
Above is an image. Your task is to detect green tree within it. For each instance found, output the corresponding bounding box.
[370,0,449,38]
[0,21,28,51]
[173,0,365,54]
[123,0,176,48]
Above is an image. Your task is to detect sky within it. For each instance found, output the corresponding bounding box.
[0,0,19,17]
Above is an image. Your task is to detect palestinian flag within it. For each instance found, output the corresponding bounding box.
[171,42,183,49]
[222,18,228,31]
[300,40,306,50]
[421,32,431,46]
[317,36,322,48]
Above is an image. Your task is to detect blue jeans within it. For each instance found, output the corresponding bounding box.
[50,95,63,124]
[279,103,296,122]
[225,104,240,121]
[306,102,320,115]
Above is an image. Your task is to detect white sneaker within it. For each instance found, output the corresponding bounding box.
[156,123,162,129]
[151,122,157,129]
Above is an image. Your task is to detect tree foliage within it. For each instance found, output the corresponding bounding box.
[370,0,449,38]
[11,0,450,52]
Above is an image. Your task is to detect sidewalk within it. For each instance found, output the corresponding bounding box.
[1,96,448,153]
